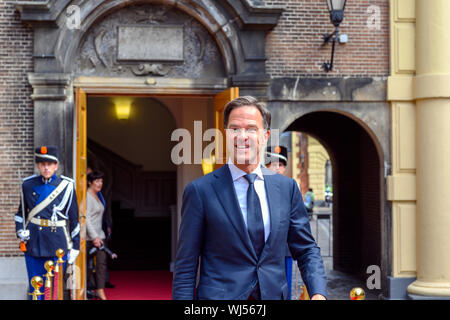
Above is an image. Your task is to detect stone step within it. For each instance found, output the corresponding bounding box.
[0,257,28,300]
[0,280,28,300]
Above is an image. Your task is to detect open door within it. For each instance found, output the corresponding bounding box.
[74,87,87,300]
[213,87,239,170]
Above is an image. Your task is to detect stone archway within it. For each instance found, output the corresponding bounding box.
[283,109,387,293]
[73,3,227,80]
[266,77,391,293]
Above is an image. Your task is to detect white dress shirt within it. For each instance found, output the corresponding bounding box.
[227,160,271,242]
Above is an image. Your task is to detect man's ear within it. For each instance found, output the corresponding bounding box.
[264,129,270,144]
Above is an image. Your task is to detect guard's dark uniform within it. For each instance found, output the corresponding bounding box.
[14,146,80,297]
[15,174,80,257]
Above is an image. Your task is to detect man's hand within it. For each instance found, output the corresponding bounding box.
[17,229,30,241]
[311,294,327,300]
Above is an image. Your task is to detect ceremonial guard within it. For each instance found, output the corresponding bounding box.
[14,146,80,299]
[265,145,288,175]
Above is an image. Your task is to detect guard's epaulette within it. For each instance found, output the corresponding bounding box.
[61,175,75,183]
[23,174,37,182]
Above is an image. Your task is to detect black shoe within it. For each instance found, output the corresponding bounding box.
[87,289,99,300]
[105,282,115,289]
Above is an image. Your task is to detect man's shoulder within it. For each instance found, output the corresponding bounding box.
[22,174,39,188]
[60,175,76,191]
[262,167,295,185]
[186,165,229,189]
[60,175,75,183]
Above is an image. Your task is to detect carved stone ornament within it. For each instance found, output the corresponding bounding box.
[74,4,225,78]
[131,64,169,76]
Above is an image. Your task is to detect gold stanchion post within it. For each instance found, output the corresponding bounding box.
[29,276,44,300]
[43,260,54,300]
[53,249,65,300]
[350,287,365,300]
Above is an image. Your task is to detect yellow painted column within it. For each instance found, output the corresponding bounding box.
[407,0,450,298]
[307,136,329,201]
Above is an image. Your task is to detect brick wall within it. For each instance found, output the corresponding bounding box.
[0,1,34,256]
[265,0,389,77]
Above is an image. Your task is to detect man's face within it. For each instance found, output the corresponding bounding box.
[267,161,286,175]
[226,106,270,168]
[36,161,58,180]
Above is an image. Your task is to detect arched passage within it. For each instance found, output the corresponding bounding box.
[286,111,383,275]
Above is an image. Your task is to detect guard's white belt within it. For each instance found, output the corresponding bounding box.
[29,218,67,228]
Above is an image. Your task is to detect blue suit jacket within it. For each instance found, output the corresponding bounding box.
[172,165,327,300]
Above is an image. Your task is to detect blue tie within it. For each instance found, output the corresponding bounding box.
[244,173,265,257]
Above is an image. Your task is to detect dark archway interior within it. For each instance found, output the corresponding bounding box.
[86,96,177,270]
[286,111,382,276]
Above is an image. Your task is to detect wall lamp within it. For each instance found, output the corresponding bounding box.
[114,97,133,120]
[322,0,347,72]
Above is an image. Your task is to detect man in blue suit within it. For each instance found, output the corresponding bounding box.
[172,96,327,300]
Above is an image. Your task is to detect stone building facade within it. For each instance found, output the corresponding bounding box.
[1,0,449,300]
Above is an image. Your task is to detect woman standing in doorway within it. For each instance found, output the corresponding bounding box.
[86,171,108,300]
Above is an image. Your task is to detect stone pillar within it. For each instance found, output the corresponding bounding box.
[28,73,74,177]
[407,0,450,298]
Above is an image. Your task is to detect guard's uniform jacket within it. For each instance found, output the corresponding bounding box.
[15,174,80,257]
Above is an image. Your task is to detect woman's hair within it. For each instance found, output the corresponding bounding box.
[87,171,104,185]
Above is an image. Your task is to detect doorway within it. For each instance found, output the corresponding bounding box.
[86,96,177,270]
[74,87,237,299]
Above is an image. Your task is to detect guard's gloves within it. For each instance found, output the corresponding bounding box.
[17,229,30,241]
[67,249,79,264]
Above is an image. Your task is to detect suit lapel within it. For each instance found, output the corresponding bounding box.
[261,168,281,257]
[211,165,256,258]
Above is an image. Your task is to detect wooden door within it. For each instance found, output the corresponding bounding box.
[74,87,87,300]
[213,87,239,170]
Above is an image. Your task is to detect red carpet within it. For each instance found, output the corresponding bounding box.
[104,270,173,300]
